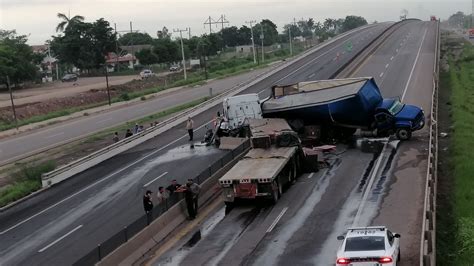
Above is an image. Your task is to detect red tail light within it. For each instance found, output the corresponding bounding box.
[336,258,351,264]
[378,256,393,263]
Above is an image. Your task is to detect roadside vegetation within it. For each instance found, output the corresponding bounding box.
[0,161,55,207]
[437,33,474,265]
[0,96,209,207]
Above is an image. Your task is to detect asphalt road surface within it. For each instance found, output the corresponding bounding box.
[148,20,437,266]
[0,23,388,166]
[0,23,393,266]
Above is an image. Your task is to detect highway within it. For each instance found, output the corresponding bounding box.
[0,23,392,265]
[0,23,386,166]
[148,20,437,266]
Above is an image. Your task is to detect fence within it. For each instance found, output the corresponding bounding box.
[73,140,250,266]
[420,20,440,266]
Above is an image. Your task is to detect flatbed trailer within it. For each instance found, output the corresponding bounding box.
[219,118,302,205]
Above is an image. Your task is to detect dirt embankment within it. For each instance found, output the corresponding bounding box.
[0,73,183,123]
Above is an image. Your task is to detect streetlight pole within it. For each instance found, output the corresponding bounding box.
[6,76,18,129]
[246,20,257,64]
[174,28,189,80]
[260,23,265,63]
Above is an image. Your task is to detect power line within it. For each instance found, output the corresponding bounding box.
[203,16,220,34]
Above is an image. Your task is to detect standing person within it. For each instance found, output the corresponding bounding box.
[134,123,139,134]
[186,117,194,141]
[166,179,181,195]
[187,179,201,215]
[143,190,154,224]
[125,129,133,138]
[156,186,169,205]
[112,132,119,143]
[177,183,196,220]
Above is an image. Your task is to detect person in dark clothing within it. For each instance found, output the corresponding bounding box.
[143,190,154,224]
[125,129,133,138]
[166,179,181,194]
[187,179,201,215]
[177,183,196,220]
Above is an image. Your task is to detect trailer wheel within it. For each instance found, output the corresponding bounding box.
[396,128,412,140]
[272,181,281,204]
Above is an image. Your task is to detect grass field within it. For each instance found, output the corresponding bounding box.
[437,39,474,265]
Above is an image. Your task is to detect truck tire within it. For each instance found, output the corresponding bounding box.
[272,181,281,204]
[396,128,412,140]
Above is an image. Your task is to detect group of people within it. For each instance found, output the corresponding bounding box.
[143,178,201,221]
[112,121,161,143]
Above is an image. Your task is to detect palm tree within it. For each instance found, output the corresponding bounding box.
[56,13,85,32]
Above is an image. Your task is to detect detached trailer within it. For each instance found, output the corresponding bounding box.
[218,118,303,205]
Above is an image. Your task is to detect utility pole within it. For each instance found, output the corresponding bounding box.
[114,23,120,71]
[130,21,135,65]
[217,15,229,31]
[174,28,189,80]
[246,20,257,64]
[204,16,216,34]
[188,27,191,39]
[288,25,293,56]
[104,65,111,105]
[6,76,18,129]
[260,23,265,63]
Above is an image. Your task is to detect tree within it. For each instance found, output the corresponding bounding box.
[254,19,279,46]
[237,26,252,45]
[341,15,368,32]
[135,48,158,65]
[152,38,180,63]
[221,26,240,47]
[118,32,153,45]
[0,30,38,86]
[51,18,116,71]
[55,13,85,32]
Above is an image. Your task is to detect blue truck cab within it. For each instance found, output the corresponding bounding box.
[374,98,425,140]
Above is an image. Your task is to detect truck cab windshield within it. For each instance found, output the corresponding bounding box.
[388,101,404,115]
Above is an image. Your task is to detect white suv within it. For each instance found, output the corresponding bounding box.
[140,69,154,79]
[336,226,400,265]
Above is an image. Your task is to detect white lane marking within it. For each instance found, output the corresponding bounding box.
[266,207,288,233]
[385,63,389,69]
[400,42,403,46]
[390,56,394,61]
[0,121,212,235]
[307,172,315,179]
[308,73,316,79]
[352,142,389,226]
[379,72,384,78]
[396,48,399,53]
[401,28,428,101]
[143,172,168,187]
[45,132,64,139]
[38,225,83,253]
[95,117,112,124]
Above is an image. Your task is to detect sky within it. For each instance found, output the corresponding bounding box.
[0,0,472,44]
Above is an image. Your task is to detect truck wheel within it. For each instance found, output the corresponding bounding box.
[396,128,412,140]
[272,181,281,204]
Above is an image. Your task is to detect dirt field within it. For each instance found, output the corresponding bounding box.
[0,72,183,123]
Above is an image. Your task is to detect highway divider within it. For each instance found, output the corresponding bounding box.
[420,20,440,266]
[40,23,379,188]
[73,140,251,266]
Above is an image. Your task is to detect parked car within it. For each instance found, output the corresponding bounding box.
[169,65,180,72]
[61,74,78,82]
[336,226,400,265]
[140,69,154,79]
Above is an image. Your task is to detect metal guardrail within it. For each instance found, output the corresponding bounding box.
[41,24,375,188]
[420,19,440,266]
[72,140,251,266]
